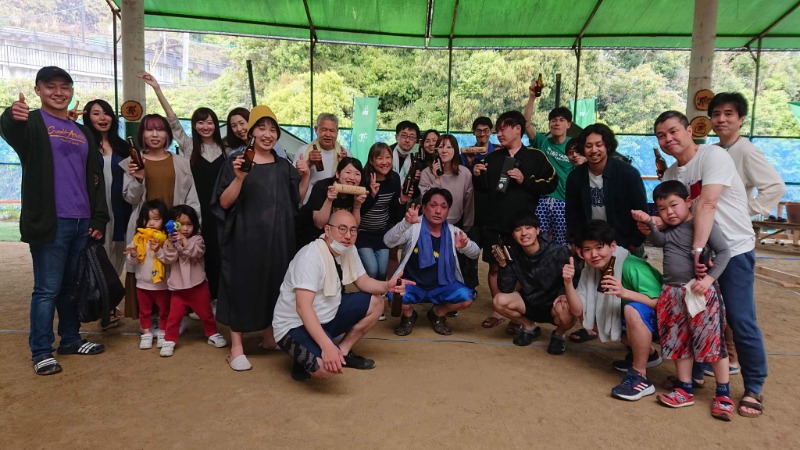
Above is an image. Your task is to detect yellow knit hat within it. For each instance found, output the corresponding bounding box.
[247,105,279,134]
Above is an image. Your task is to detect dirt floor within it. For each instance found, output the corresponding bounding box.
[1,240,799,449]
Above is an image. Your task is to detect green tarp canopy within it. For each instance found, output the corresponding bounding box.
[115,0,800,50]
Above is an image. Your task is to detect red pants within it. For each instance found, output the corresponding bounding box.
[164,280,217,342]
[137,288,171,331]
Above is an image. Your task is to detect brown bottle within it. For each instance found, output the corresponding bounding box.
[391,279,403,317]
[127,136,144,170]
[597,256,616,293]
[480,161,490,189]
[240,136,256,173]
[534,73,544,97]
[654,147,668,180]
[311,147,324,172]
[402,153,418,196]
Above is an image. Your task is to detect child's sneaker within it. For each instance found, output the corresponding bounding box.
[207,333,228,348]
[612,348,662,372]
[139,333,153,350]
[160,341,175,357]
[156,330,166,348]
[658,388,695,408]
[611,369,655,401]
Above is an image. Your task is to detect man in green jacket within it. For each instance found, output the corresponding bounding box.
[0,66,109,375]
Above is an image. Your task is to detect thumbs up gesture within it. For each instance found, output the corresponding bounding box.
[562,256,576,284]
[12,93,29,122]
[295,152,310,177]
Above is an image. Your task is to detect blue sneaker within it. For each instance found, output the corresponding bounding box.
[611,369,656,401]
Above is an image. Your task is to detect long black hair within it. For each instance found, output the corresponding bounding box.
[190,107,226,166]
[226,107,250,149]
[82,99,128,159]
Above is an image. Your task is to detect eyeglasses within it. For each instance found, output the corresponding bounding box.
[474,128,492,135]
[398,133,417,140]
[328,224,359,236]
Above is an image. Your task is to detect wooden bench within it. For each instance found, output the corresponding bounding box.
[752,220,800,246]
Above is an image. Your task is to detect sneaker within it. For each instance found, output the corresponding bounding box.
[188,311,200,320]
[139,333,154,350]
[611,369,656,401]
[207,333,228,348]
[445,311,459,318]
[394,310,418,336]
[343,351,375,370]
[291,361,310,381]
[160,341,175,357]
[657,388,695,408]
[703,365,741,377]
[512,326,541,346]
[33,354,62,376]
[546,332,567,355]
[57,339,105,355]
[378,313,386,321]
[179,316,189,336]
[612,348,662,372]
[156,331,166,348]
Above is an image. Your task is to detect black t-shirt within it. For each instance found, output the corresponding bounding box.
[298,177,355,246]
[404,235,441,290]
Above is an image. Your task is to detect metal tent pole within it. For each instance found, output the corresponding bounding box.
[749,37,763,140]
[573,38,582,112]
[446,42,453,133]
[310,35,315,130]
[246,60,257,106]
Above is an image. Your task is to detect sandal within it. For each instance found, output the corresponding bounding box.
[738,390,764,418]
[711,395,734,421]
[481,316,506,329]
[33,355,62,376]
[569,328,598,343]
[227,354,253,372]
[394,310,418,336]
[427,309,452,335]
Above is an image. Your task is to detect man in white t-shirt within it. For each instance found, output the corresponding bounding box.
[273,210,411,381]
[653,110,766,418]
[296,113,351,204]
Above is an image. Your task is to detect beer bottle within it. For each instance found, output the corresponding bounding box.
[127,136,144,170]
[480,161,490,189]
[534,73,544,97]
[597,256,616,293]
[434,149,444,176]
[240,136,256,173]
[402,153,418,196]
[391,279,404,317]
[654,147,668,180]
[311,146,324,172]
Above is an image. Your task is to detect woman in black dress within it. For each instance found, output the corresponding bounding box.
[213,106,310,371]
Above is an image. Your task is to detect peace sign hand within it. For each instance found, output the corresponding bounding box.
[67,100,81,121]
[369,173,380,197]
[404,203,421,224]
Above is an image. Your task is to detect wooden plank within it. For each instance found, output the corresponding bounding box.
[755,265,800,288]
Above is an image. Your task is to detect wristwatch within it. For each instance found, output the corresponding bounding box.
[690,247,704,255]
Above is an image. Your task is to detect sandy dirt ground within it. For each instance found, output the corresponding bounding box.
[1,240,799,449]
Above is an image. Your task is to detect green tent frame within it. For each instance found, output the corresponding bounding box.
[107,0,800,133]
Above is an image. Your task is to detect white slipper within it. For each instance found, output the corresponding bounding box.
[227,354,252,371]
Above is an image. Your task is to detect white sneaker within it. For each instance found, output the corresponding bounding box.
[207,333,228,348]
[188,312,200,320]
[160,341,175,357]
[378,313,386,321]
[156,330,166,348]
[139,333,153,350]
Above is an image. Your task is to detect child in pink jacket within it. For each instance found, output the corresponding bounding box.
[157,205,227,357]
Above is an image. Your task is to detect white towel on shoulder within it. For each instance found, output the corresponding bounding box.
[578,246,629,343]
[315,238,360,296]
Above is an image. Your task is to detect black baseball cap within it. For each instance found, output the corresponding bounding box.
[35,66,74,84]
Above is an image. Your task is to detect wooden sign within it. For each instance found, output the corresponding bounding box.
[690,116,712,137]
[461,146,488,155]
[120,100,143,121]
[694,89,714,111]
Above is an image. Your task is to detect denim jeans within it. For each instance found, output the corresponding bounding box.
[357,247,389,280]
[717,250,767,394]
[28,218,89,359]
